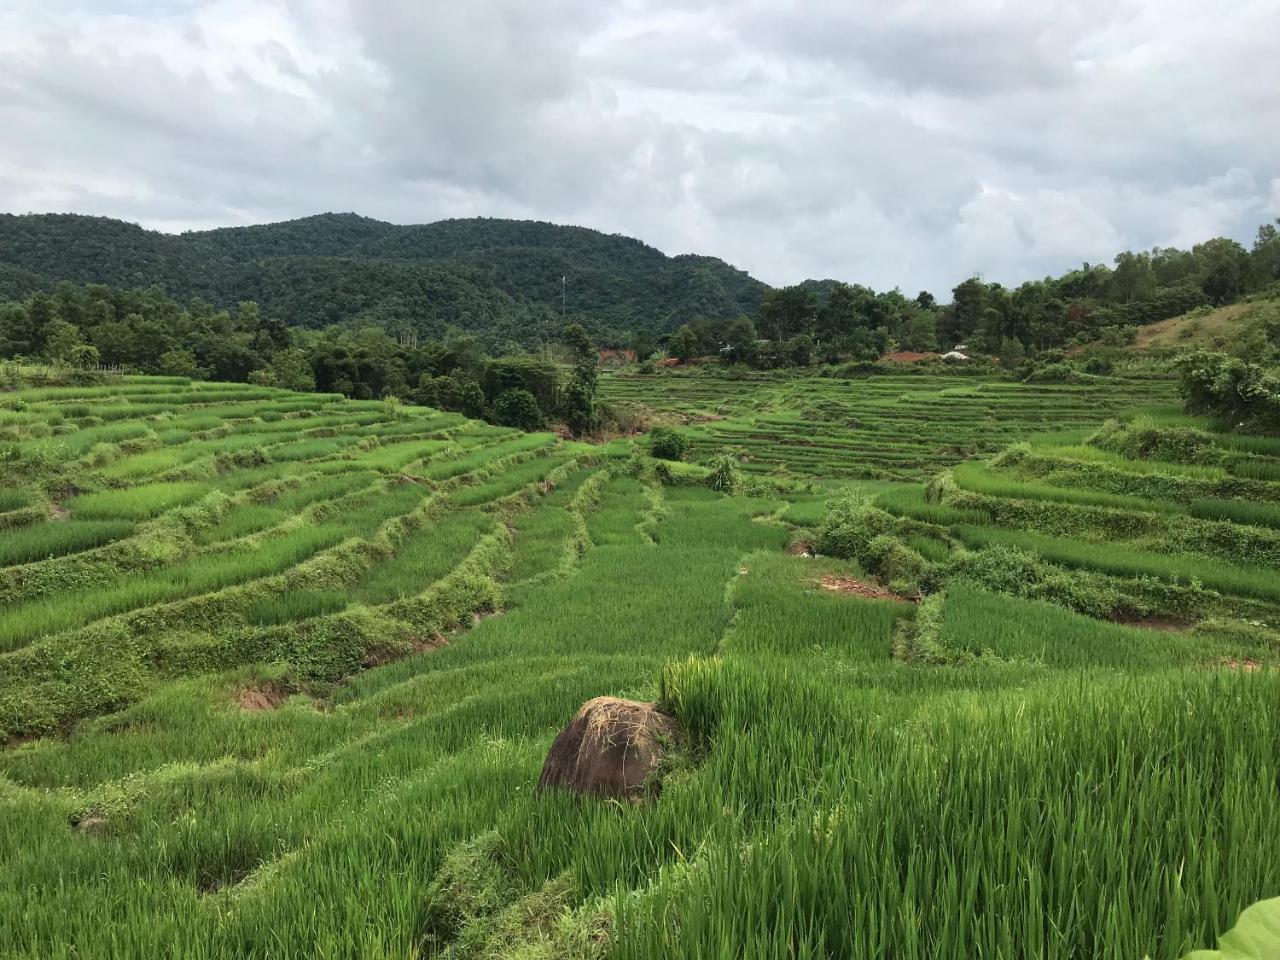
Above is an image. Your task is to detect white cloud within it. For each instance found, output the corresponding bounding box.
[0,0,1276,294]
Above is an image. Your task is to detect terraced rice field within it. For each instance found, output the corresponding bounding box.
[2,374,1278,959]
[600,370,1177,480]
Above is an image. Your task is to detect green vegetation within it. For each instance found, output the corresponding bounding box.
[1,368,1277,960]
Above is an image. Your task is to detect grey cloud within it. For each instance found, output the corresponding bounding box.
[0,0,1276,295]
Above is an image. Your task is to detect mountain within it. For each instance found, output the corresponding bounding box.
[0,212,769,345]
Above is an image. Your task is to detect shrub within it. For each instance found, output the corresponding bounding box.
[649,427,687,461]
[704,454,741,494]
[1176,351,1280,432]
[491,388,543,431]
[1090,417,1224,465]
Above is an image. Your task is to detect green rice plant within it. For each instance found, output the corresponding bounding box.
[245,590,349,626]
[936,583,1218,668]
[875,484,991,525]
[953,524,1280,602]
[0,372,1273,960]
[907,532,952,563]
[0,526,348,652]
[1230,459,1280,482]
[1189,497,1280,529]
[1046,444,1228,478]
[0,520,134,567]
[68,482,211,520]
[0,489,33,512]
[953,461,1179,513]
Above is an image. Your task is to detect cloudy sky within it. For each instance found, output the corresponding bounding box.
[1,0,1277,294]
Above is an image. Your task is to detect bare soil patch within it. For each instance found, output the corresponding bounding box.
[1220,658,1263,673]
[361,634,447,669]
[818,575,913,604]
[785,539,814,557]
[1111,612,1192,631]
[236,680,294,712]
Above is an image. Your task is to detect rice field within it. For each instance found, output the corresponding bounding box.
[1,372,1277,960]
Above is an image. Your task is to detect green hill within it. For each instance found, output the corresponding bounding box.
[0,213,768,344]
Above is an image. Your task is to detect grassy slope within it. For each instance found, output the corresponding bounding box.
[2,375,1279,959]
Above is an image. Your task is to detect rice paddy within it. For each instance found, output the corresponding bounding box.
[1,372,1277,959]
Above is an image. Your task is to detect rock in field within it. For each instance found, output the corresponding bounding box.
[537,697,681,801]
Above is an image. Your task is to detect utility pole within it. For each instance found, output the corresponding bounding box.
[561,275,567,318]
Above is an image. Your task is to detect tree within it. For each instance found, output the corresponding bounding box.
[760,286,817,341]
[560,378,596,435]
[785,334,814,367]
[724,317,758,364]
[898,307,938,352]
[630,329,657,362]
[268,348,316,392]
[649,427,687,461]
[1109,251,1156,303]
[1251,220,1280,290]
[942,278,986,347]
[42,319,85,363]
[667,325,699,362]
[492,388,543,430]
[1195,238,1249,305]
[69,343,101,368]
[157,348,205,379]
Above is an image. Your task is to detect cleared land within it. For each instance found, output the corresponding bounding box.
[1,372,1278,959]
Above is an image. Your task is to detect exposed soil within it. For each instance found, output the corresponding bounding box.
[72,814,108,835]
[361,634,448,669]
[1220,658,1263,673]
[48,504,71,521]
[1111,612,1192,631]
[785,539,814,557]
[817,575,913,604]
[236,680,295,712]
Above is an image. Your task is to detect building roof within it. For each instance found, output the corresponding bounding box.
[881,351,939,363]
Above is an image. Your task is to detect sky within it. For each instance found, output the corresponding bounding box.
[1,0,1278,295]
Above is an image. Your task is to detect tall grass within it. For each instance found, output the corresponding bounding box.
[1189,497,1280,529]
[0,520,134,567]
[953,461,1178,513]
[954,524,1280,602]
[0,374,1273,960]
[69,482,210,520]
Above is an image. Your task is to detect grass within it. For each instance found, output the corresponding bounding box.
[69,482,211,520]
[954,524,1280,602]
[1,373,1277,960]
[1190,497,1280,529]
[953,460,1178,513]
[0,520,134,567]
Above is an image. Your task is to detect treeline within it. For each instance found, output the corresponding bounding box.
[0,282,608,434]
[0,213,767,346]
[664,220,1280,367]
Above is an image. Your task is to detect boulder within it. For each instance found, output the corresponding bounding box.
[537,697,681,801]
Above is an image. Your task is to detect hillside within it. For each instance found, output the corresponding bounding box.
[2,371,1278,957]
[1086,295,1280,354]
[0,213,770,345]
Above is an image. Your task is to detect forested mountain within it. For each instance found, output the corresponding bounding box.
[0,213,768,346]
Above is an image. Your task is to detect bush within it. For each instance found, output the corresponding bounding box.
[1176,351,1280,432]
[649,427,687,461]
[1090,417,1224,465]
[704,454,741,494]
[491,388,543,431]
